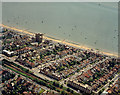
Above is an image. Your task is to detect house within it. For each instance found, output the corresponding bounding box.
[68,80,92,94]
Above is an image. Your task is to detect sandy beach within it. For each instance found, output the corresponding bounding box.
[1,24,118,57]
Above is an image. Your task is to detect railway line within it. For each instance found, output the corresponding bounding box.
[2,59,76,95]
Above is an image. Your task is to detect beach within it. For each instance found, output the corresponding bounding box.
[1,24,118,57]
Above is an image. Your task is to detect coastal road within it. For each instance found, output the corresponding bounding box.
[2,24,118,58]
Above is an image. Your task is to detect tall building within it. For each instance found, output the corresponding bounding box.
[35,33,43,43]
[117,57,120,62]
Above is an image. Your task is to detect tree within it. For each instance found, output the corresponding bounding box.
[71,90,74,94]
[61,90,65,95]
[118,89,120,93]
[60,84,63,88]
[18,75,20,77]
[53,81,59,87]
[67,88,70,92]
[56,89,60,92]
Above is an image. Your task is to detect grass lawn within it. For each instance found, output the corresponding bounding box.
[39,88,45,94]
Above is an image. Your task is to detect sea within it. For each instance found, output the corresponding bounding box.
[2,2,118,55]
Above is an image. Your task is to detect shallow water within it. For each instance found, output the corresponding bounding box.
[2,2,118,55]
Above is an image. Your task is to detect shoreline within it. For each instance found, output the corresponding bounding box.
[1,24,118,58]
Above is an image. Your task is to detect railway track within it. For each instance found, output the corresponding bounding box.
[2,61,44,82]
[2,59,77,95]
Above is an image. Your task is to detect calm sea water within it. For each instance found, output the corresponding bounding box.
[2,2,118,55]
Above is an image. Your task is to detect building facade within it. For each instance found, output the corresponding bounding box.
[35,33,43,43]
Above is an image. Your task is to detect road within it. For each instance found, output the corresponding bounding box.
[2,54,55,81]
[1,54,113,95]
[59,57,111,94]
[2,54,80,93]
[2,66,58,94]
[101,74,119,95]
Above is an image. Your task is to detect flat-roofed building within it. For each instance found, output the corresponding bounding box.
[2,50,14,57]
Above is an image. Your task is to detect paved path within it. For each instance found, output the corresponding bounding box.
[1,54,113,95]
[101,74,119,95]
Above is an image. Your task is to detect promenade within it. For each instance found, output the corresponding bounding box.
[1,24,118,58]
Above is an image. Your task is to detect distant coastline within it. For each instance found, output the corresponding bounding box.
[1,24,118,58]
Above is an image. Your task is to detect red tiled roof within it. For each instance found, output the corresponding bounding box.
[26,60,35,67]
[107,90,112,93]
[16,77,22,82]
[95,66,100,71]
[87,70,93,76]
[0,71,3,75]
[83,72,90,78]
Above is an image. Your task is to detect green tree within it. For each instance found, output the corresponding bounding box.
[18,75,20,77]
[60,84,63,88]
[67,88,70,92]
